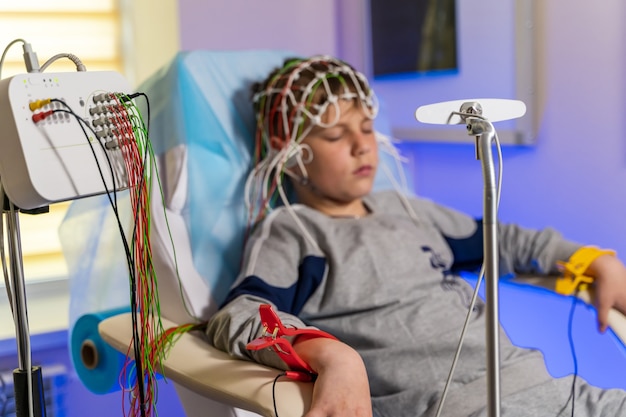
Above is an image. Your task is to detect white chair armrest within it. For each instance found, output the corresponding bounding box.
[98,313,313,417]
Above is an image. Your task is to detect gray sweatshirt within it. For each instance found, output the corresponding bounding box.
[206,190,625,416]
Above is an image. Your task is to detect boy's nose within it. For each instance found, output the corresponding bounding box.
[353,133,372,155]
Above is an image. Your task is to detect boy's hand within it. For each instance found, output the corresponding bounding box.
[586,254,626,332]
[293,337,373,417]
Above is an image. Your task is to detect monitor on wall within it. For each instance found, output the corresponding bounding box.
[336,0,536,145]
[369,0,458,78]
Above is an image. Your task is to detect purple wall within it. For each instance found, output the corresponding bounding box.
[178,0,337,56]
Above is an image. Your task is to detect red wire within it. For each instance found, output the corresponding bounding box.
[106,97,163,417]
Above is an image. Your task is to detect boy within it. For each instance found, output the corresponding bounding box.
[206,56,626,417]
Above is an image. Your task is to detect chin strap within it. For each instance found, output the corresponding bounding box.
[556,246,616,295]
[246,304,337,381]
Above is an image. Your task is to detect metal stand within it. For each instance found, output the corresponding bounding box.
[3,198,47,417]
[417,98,526,417]
[467,116,501,417]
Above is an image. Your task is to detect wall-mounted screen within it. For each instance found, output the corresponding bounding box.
[369,0,458,77]
[337,0,536,145]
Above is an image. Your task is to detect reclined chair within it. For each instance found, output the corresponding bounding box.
[62,50,626,417]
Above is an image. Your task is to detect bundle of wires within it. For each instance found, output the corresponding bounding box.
[108,94,164,417]
[32,93,196,417]
[97,94,203,417]
[99,94,201,417]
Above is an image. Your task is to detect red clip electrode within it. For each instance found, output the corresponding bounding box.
[246,304,336,379]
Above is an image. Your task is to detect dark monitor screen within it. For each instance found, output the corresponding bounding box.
[369,0,458,77]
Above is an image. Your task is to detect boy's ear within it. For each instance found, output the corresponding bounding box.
[269,136,287,151]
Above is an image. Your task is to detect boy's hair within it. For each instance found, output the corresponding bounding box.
[251,55,378,161]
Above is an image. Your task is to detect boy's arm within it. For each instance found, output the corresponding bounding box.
[208,296,375,417]
[293,337,373,417]
[585,254,626,332]
[516,250,626,336]
[497,223,626,333]
[206,294,308,370]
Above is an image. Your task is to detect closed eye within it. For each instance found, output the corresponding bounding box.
[321,128,344,141]
[362,120,374,134]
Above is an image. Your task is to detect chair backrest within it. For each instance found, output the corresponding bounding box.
[141,49,297,323]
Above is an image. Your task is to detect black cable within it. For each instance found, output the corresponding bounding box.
[50,100,120,211]
[120,92,151,138]
[272,372,286,417]
[88,92,154,416]
[556,290,580,416]
[100,97,153,417]
[49,107,133,270]
[110,99,155,417]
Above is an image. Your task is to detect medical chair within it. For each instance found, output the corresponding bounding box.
[69,49,626,417]
[89,49,317,417]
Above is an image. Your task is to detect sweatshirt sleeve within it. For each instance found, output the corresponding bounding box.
[497,222,581,276]
[413,196,582,276]
[206,294,307,370]
[205,207,322,370]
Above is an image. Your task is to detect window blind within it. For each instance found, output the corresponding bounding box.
[0,0,123,282]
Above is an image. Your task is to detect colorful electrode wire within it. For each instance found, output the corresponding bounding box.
[31,93,197,417]
[109,94,163,417]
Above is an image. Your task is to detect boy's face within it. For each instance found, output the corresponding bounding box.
[294,100,378,212]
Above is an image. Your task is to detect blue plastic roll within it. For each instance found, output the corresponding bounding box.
[70,307,130,394]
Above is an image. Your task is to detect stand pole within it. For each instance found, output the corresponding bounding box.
[4,200,47,417]
[469,119,501,417]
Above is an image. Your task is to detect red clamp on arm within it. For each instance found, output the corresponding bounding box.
[246,304,337,380]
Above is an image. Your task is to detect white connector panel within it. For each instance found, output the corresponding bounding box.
[0,71,133,210]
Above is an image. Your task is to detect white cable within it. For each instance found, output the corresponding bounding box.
[434,130,503,417]
[39,53,86,72]
[243,159,267,215]
[434,264,485,417]
[0,38,27,79]
[275,169,322,254]
[376,132,423,225]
